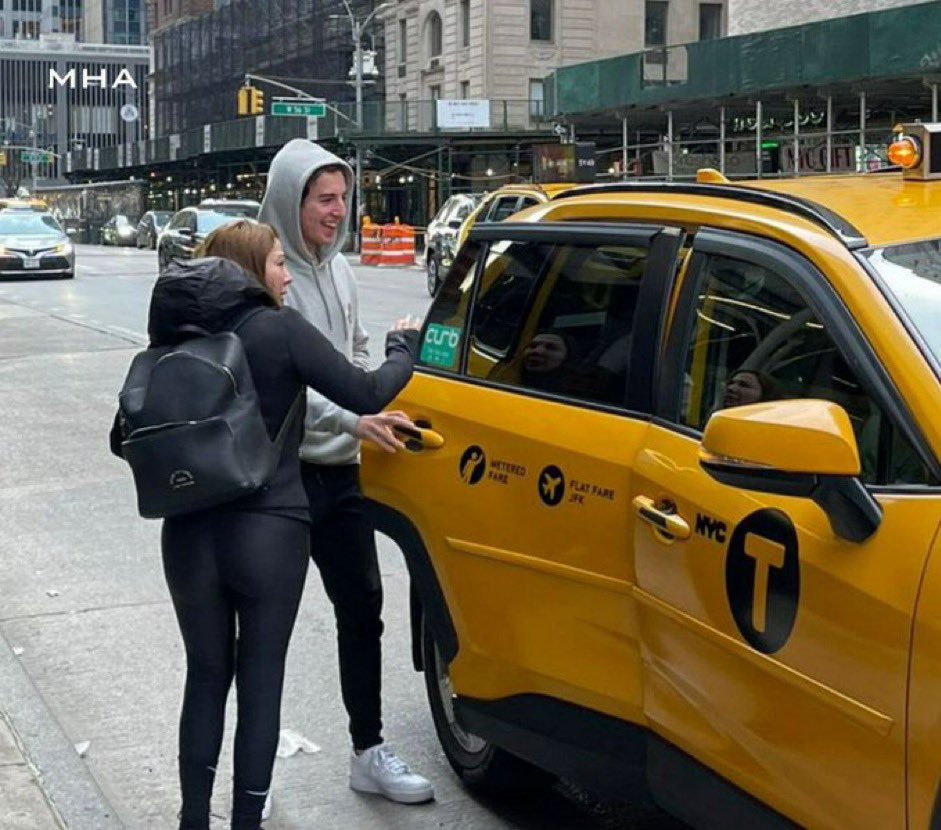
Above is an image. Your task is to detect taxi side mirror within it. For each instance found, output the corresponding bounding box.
[699,399,882,543]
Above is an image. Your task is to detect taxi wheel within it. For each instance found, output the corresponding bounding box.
[426,256,439,297]
[421,616,550,795]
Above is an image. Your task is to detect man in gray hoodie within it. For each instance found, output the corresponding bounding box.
[259,139,433,805]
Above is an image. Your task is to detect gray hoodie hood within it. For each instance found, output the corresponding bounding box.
[259,138,353,267]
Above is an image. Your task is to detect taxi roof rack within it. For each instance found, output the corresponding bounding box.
[552,182,868,250]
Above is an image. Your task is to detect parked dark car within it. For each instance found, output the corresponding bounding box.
[424,193,481,296]
[136,210,172,250]
[0,205,74,280]
[157,200,260,269]
[101,214,139,246]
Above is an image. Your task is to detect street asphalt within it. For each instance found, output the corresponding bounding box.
[0,245,683,830]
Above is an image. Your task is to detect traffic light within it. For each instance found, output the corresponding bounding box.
[250,87,264,115]
[237,85,265,117]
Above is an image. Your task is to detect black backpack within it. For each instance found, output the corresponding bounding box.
[115,307,302,519]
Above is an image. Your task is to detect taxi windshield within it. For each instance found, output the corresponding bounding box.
[0,211,63,236]
[863,239,941,368]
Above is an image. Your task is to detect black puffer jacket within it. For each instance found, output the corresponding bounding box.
[112,257,417,521]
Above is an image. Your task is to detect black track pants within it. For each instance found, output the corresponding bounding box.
[162,511,309,826]
[301,463,384,751]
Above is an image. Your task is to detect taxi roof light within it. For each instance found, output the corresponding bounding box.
[887,134,921,169]
[888,122,941,180]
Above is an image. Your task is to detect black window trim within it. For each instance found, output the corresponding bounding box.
[656,228,941,489]
[449,222,683,414]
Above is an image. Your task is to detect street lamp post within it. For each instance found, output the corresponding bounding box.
[336,1,393,252]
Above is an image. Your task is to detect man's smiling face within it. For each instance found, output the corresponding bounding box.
[300,169,347,255]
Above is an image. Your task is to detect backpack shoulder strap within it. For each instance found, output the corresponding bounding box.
[272,390,305,452]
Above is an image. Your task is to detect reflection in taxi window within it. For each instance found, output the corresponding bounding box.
[680,254,933,486]
[467,240,648,408]
[864,238,941,368]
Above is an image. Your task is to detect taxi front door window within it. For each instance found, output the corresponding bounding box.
[678,253,933,486]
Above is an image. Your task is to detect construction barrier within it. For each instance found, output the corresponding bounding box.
[360,220,382,265]
[378,221,416,267]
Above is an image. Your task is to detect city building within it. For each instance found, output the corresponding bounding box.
[547,0,941,179]
[0,34,149,194]
[148,0,212,36]
[63,0,941,230]
[149,0,384,137]
[366,0,727,219]
[728,0,923,34]
[1,0,82,39]
[382,0,727,116]
[82,0,148,44]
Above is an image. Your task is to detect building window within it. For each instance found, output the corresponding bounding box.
[529,78,545,117]
[645,0,668,46]
[426,11,442,59]
[699,3,722,40]
[530,0,551,41]
[398,18,407,65]
[460,80,470,99]
[430,85,441,100]
[460,0,470,48]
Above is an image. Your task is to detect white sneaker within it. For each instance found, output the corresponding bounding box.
[261,789,272,822]
[349,744,434,804]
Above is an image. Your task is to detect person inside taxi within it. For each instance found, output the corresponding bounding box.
[721,369,781,409]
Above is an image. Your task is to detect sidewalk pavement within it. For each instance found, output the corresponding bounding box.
[0,712,63,829]
[0,633,122,829]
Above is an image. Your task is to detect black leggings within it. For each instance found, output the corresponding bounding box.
[162,511,309,825]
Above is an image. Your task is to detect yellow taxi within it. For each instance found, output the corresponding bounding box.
[455,181,576,249]
[0,198,49,211]
[363,124,941,828]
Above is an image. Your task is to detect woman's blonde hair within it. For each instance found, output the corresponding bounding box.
[196,219,280,302]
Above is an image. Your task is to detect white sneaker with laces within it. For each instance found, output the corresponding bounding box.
[261,789,272,822]
[349,744,434,804]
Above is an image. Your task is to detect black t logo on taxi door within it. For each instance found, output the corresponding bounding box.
[725,509,800,655]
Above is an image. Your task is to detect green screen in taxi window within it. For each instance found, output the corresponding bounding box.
[418,241,479,371]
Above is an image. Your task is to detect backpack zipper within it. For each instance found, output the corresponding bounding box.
[155,351,240,395]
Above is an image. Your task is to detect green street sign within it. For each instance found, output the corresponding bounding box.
[20,149,52,163]
[271,100,326,118]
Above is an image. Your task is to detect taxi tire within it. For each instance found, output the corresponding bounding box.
[426,255,440,297]
[421,617,550,796]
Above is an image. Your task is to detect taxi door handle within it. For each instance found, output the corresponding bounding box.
[632,496,691,540]
[394,424,445,452]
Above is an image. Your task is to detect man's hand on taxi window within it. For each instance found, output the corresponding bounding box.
[354,410,415,453]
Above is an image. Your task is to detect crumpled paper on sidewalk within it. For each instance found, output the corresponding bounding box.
[276,729,320,758]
